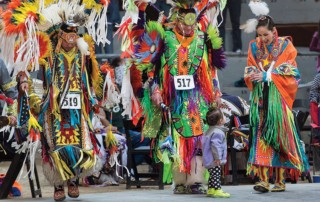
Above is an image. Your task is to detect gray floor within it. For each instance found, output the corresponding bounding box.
[3,183,320,202]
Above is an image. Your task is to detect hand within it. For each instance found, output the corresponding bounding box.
[105,125,119,133]
[214,159,221,166]
[151,91,163,107]
[19,82,29,93]
[215,96,222,107]
[111,126,119,133]
[249,72,263,82]
[8,115,17,126]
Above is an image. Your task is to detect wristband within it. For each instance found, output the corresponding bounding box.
[262,72,267,82]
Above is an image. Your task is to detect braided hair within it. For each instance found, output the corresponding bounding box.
[256,15,275,31]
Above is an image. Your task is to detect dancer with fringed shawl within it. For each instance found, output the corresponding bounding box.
[117,0,226,194]
[242,1,309,193]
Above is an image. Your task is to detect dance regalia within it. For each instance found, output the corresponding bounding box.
[37,39,103,185]
[154,27,221,176]
[118,1,226,184]
[244,37,309,176]
[0,0,109,184]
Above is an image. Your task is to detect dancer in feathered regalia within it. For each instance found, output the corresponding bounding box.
[0,0,111,201]
[241,0,309,193]
[118,0,226,194]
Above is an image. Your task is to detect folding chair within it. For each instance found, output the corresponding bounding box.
[123,119,164,189]
[227,114,251,185]
[0,152,42,199]
[292,99,312,183]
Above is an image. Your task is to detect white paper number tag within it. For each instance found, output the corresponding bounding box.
[174,75,195,90]
[61,93,81,109]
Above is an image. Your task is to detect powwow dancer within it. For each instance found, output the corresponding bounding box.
[117,0,226,194]
[241,0,309,193]
[0,0,113,201]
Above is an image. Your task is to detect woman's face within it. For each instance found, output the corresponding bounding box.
[256,26,275,45]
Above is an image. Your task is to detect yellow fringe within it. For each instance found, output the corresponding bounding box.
[51,84,61,120]
[72,149,84,169]
[80,150,95,170]
[105,125,118,151]
[51,151,74,181]
[83,34,104,100]
[28,111,42,132]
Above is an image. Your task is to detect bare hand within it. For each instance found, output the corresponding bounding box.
[105,125,119,133]
[19,82,29,93]
[214,159,221,166]
[151,91,163,107]
[8,115,17,126]
[215,96,222,107]
[249,72,263,82]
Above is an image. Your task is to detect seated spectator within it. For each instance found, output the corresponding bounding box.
[86,107,127,186]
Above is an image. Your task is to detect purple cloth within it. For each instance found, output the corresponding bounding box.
[310,32,320,72]
[202,126,228,168]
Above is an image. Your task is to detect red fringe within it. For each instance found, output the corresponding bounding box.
[132,99,143,126]
[179,137,195,174]
[29,129,40,142]
[89,131,100,155]
[162,64,171,106]
[130,64,142,96]
[198,61,215,103]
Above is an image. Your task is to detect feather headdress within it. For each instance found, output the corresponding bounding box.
[0,0,110,76]
[240,0,270,33]
[167,0,224,25]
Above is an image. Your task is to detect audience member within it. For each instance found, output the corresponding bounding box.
[154,0,171,17]
[95,0,121,55]
[218,0,242,53]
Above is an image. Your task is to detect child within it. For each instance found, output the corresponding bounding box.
[202,107,230,198]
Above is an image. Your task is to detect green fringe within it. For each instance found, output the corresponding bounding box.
[262,83,283,151]
[207,25,222,49]
[141,89,162,138]
[136,63,153,72]
[163,162,173,184]
[251,82,289,153]
[249,82,262,133]
[146,21,165,39]
[141,88,153,118]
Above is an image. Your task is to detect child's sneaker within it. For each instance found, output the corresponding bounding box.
[206,188,215,197]
[207,188,230,198]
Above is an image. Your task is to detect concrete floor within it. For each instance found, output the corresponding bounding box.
[1,183,319,202]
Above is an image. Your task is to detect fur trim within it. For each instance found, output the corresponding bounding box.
[172,156,206,185]
[76,37,90,56]
[207,25,222,49]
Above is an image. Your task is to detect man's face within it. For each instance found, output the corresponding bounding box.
[60,27,79,50]
[176,12,196,37]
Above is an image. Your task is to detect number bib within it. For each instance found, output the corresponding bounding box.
[174,75,195,90]
[61,93,81,109]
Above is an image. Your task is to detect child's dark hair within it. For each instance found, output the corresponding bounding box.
[256,15,275,31]
[206,107,223,126]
